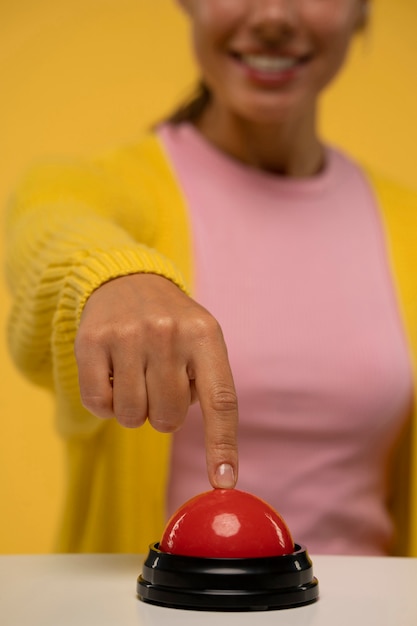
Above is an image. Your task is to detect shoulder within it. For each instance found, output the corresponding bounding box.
[361,168,417,247]
[329,149,417,219]
[360,167,417,275]
[326,147,417,209]
[7,130,179,220]
[94,129,178,192]
[326,150,417,244]
[362,167,417,213]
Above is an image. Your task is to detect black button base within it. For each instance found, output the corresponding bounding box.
[137,542,319,611]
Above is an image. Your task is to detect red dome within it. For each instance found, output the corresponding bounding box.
[160,489,294,558]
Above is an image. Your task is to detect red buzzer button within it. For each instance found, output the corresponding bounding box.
[159,488,294,558]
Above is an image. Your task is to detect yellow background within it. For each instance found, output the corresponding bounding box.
[1,0,416,554]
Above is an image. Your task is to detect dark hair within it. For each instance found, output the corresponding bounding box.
[167,81,211,124]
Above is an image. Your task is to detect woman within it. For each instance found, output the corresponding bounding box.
[6,0,417,555]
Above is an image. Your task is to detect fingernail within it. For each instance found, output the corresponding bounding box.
[215,463,235,488]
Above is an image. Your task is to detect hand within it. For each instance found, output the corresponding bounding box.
[75,273,238,488]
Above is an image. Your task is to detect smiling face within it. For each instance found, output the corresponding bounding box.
[179,0,367,126]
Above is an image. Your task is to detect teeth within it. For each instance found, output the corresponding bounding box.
[242,55,297,72]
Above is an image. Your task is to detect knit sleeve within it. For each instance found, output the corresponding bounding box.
[5,143,190,436]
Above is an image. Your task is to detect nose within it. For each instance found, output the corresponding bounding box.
[248,0,298,44]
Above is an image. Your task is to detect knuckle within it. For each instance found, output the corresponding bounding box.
[149,417,180,434]
[189,313,223,345]
[80,393,110,416]
[77,319,143,349]
[211,435,238,454]
[75,324,111,357]
[209,382,238,415]
[146,314,178,340]
[115,407,146,428]
[74,327,93,359]
[149,407,186,433]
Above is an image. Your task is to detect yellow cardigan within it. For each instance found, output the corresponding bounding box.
[5,133,417,555]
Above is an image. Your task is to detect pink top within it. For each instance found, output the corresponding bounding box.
[158,123,413,555]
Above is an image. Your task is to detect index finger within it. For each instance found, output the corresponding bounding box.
[193,339,239,490]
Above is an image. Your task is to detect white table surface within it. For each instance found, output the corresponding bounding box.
[0,553,416,625]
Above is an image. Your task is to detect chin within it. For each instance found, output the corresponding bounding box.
[231,91,310,126]
[235,103,298,127]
